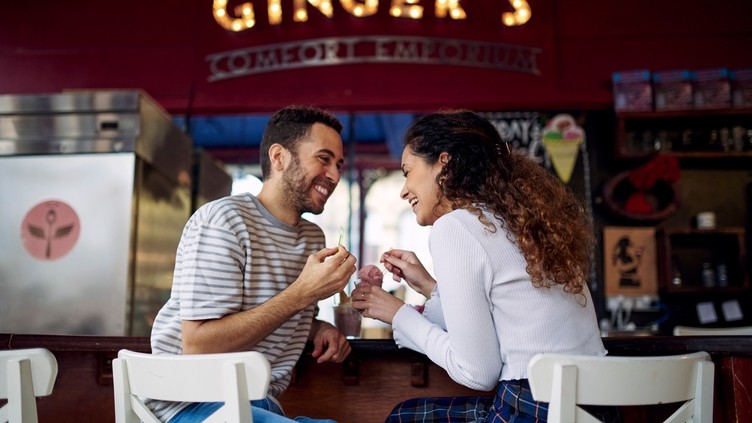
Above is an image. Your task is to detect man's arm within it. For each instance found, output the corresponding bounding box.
[182,245,356,354]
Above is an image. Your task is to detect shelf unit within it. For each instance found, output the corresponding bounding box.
[656,227,748,294]
[615,109,752,160]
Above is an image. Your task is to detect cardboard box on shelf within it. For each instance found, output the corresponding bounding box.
[731,68,752,108]
[693,68,732,109]
[653,69,693,111]
[612,70,653,112]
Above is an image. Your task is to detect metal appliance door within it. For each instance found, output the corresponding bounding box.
[0,153,134,335]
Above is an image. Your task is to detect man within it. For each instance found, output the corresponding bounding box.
[150,105,357,422]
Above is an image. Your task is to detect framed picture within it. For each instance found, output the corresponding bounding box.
[603,226,657,297]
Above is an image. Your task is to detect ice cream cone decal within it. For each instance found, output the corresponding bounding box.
[542,114,584,184]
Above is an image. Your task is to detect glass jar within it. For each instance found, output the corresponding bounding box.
[701,262,716,288]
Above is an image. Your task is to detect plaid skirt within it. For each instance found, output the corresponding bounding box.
[384,379,547,423]
[384,379,621,423]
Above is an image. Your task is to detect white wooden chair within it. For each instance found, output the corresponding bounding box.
[527,351,714,423]
[0,348,58,423]
[673,325,752,336]
[112,349,271,423]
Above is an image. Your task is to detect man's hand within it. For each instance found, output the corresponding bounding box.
[310,320,351,363]
[181,246,355,355]
[293,245,357,303]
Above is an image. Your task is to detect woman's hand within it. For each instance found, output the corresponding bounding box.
[351,284,404,324]
[381,249,436,298]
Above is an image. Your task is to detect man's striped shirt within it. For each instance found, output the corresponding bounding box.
[149,193,324,421]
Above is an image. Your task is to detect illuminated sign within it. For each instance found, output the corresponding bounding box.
[207,35,541,81]
[213,0,532,31]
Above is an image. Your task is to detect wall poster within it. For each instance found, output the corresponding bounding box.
[603,226,658,297]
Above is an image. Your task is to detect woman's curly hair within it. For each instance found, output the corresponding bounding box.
[404,110,593,296]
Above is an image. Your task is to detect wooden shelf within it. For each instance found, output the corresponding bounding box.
[656,227,748,294]
[616,109,752,119]
[615,109,752,162]
[616,150,752,160]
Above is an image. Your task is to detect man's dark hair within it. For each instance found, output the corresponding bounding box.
[259,105,343,180]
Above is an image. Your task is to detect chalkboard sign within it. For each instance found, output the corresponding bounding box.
[480,110,597,290]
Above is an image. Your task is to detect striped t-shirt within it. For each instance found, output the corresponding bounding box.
[149,193,324,421]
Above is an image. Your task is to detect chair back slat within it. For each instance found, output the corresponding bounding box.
[130,396,161,423]
[118,350,270,402]
[223,361,251,423]
[113,349,269,423]
[0,348,57,398]
[0,348,58,423]
[527,351,714,423]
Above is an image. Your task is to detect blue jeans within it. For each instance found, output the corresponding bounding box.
[170,397,337,423]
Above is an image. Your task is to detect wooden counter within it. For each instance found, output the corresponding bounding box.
[2,334,751,422]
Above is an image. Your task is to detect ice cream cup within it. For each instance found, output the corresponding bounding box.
[333,302,362,339]
[333,289,362,339]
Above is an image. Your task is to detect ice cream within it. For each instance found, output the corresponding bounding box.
[542,114,584,184]
[332,265,382,339]
[359,264,426,314]
[358,264,384,287]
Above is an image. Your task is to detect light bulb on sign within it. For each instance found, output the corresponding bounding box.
[502,0,531,26]
[269,0,282,24]
[213,0,255,31]
[341,0,378,17]
[436,0,466,20]
[389,0,423,19]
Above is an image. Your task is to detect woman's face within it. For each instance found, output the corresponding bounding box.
[400,145,451,226]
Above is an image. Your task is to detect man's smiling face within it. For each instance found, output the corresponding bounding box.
[281,123,344,215]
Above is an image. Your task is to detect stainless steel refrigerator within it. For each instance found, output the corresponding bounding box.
[0,91,193,336]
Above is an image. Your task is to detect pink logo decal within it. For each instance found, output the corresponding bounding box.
[21,200,81,260]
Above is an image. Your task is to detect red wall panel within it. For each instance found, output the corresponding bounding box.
[1,0,750,114]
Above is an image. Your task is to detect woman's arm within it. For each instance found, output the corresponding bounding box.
[392,215,503,390]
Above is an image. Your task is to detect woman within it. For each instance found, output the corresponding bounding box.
[351,110,608,422]
[612,236,644,287]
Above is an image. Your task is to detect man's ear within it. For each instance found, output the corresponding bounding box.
[268,143,290,173]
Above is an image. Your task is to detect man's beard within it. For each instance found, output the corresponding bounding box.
[281,156,327,215]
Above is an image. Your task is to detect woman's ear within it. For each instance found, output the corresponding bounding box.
[439,152,451,165]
